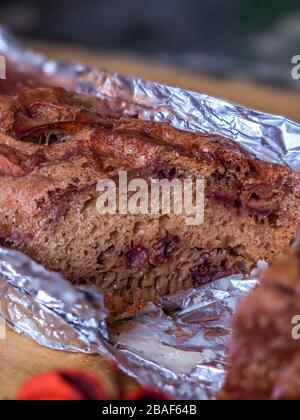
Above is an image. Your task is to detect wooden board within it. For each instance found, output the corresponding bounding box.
[0,329,129,400]
[1,41,300,400]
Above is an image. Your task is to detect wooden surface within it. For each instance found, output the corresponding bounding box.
[1,41,300,400]
[0,329,126,400]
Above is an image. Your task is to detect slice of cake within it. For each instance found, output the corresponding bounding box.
[220,239,300,400]
[0,71,299,317]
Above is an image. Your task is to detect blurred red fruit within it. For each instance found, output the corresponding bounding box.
[124,386,169,400]
[17,369,108,400]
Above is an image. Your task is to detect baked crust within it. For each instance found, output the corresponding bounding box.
[220,239,300,400]
[0,71,299,317]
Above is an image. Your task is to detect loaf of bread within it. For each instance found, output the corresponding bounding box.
[0,70,299,317]
[220,238,300,400]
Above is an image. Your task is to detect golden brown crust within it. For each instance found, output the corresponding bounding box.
[0,84,296,196]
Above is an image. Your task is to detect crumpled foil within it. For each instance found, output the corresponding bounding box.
[0,27,299,400]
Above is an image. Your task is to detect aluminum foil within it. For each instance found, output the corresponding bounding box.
[0,27,299,399]
[0,248,257,400]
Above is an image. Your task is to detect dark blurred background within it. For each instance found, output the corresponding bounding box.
[1,0,300,89]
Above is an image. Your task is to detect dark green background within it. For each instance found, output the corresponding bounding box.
[1,0,299,88]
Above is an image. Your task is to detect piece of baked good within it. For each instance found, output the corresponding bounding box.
[0,71,299,317]
[220,239,300,400]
